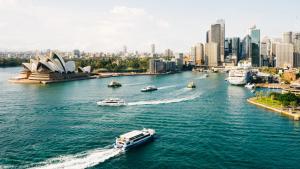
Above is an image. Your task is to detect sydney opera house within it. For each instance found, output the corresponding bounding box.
[11,52,93,84]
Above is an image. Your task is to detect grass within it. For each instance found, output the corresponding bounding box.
[252,97,283,109]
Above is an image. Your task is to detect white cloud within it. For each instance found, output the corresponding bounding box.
[0,1,172,52]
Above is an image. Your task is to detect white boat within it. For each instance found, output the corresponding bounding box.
[141,86,158,92]
[97,98,126,106]
[108,81,122,88]
[245,83,255,89]
[114,128,155,151]
[228,68,251,85]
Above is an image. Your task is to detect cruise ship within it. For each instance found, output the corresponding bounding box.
[228,60,252,85]
[114,128,155,151]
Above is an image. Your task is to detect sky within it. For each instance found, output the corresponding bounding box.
[0,0,299,53]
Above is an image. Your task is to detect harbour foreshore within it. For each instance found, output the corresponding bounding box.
[247,97,300,121]
[97,72,178,78]
[9,76,96,84]
[255,83,289,89]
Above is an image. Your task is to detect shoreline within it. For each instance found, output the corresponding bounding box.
[8,76,97,84]
[247,97,300,121]
[97,71,180,78]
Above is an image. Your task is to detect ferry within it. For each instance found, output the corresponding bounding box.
[187,81,196,88]
[108,81,122,88]
[114,128,156,151]
[245,83,255,89]
[97,98,126,106]
[141,86,158,92]
[228,60,252,85]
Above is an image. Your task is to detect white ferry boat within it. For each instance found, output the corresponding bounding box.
[228,68,251,85]
[114,128,155,151]
[97,98,126,106]
[245,83,255,89]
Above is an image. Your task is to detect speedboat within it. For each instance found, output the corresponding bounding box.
[108,81,122,88]
[141,86,158,92]
[114,128,156,151]
[187,81,196,88]
[245,83,255,89]
[97,98,126,106]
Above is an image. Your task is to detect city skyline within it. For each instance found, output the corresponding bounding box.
[0,0,300,52]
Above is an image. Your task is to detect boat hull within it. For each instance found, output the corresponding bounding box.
[115,135,154,151]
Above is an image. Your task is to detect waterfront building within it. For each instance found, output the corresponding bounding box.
[149,59,176,74]
[276,43,294,68]
[195,43,204,66]
[205,42,219,67]
[15,52,91,83]
[250,26,260,67]
[174,53,184,69]
[190,46,196,65]
[210,23,221,65]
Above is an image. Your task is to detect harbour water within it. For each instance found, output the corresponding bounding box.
[1,67,300,169]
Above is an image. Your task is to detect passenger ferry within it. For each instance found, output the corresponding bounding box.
[97,98,126,106]
[187,81,196,88]
[108,81,122,88]
[114,128,156,151]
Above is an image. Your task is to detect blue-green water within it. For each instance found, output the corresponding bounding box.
[1,67,300,169]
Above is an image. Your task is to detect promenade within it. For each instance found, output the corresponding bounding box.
[247,97,300,121]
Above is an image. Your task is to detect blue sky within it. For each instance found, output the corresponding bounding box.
[0,0,299,52]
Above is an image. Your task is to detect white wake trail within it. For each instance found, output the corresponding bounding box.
[157,85,177,90]
[128,93,201,106]
[30,147,122,169]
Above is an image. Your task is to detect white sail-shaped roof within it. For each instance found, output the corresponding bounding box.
[65,61,76,73]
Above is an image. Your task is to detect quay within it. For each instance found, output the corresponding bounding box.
[247,97,300,121]
[9,76,96,84]
[255,83,289,89]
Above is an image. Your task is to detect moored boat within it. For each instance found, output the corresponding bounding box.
[114,128,156,151]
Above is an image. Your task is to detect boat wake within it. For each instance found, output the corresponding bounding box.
[194,74,208,80]
[124,82,146,86]
[157,85,177,90]
[128,93,201,106]
[29,146,122,169]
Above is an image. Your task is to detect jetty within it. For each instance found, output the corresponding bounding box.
[247,97,300,121]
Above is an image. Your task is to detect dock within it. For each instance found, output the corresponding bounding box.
[247,97,300,121]
[255,83,289,89]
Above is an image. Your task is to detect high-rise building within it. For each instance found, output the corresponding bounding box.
[206,30,211,43]
[73,49,80,58]
[242,35,252,60]
[195,43,204,66]
[151,44,155,54]
[123,45,127,54]
[283,32,293,44]
[293,34,300,67]
[276,43,294,68]
[164,49,173,57]
[205,42,219,67]
[250,26,260,67]
[190,46,196,65]
[216,19,225,63]
[231,37,240,60]
[210,23,221,65]
[261,37,273,66]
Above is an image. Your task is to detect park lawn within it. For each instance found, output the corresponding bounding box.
[253,97,283,109]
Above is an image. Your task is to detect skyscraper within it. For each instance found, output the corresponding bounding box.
[216,19,225,63]
[276,43,294,68]
[151,44,155,54]
[210,23,221,65]
[242,35,252,60]
[293,33,300,67]
[190,46,196,65]
[283,32,293,44]
[195,43,204,65]
[250,26,260,67]
[205,42,219,67]
[231,37,240,61]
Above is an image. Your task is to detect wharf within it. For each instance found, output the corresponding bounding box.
[255,83,289,89]
[247,97,300,121]
[9,76,96,84]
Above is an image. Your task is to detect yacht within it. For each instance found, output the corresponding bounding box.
[187,81,196,88]
[141,86,158,92]
[97,98,126,106]
[108,81,122,88]
[114,128,156,151]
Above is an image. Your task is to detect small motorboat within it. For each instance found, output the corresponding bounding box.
[187,81,196,88]
[245,83,255,89]
[114,128,156,151]
[97,98,126,106]
[204,74,209,78]
[141,86,158,92]
[108,81,122,88]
